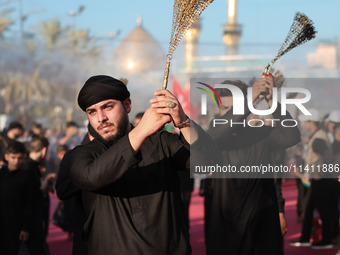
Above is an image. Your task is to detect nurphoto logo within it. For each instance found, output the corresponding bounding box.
[196,82,312,128]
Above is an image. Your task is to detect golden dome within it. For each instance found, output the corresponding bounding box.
[113,18,165,74]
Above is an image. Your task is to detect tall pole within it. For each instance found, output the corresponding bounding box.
[222,0,242,55]
[184,18,201,72]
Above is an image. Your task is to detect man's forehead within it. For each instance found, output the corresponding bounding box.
[220,96,233,104]
[86,99,119,110]
[7,152,24,157]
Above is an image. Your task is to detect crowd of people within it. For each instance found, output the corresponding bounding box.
[289,109,340,250]
[0,120,84,254]
[0,73,339,255]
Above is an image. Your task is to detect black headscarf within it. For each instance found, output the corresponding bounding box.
[78,75,130,111]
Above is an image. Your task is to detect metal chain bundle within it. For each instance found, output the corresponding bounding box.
[268,12,317,68]
[163,0,215,89]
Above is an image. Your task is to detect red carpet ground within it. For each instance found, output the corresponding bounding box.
[47,179,339,255]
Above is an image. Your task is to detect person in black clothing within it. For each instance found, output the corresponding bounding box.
[22,134,54,255]
[55,144,76,240]
[272,148,288,237]
[178,171,194,231]
[0,121,24,165]
[0,141,32,255]
[62,75,217,255]
[204,78,300,255]
[199,176,213,248]
[290,111,335,249]
[332,124,340,239]
[56,135,91,255]
[291,144,310,222]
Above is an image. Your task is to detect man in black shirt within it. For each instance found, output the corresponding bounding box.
[0,141,32,255]
[56,139,89,255]
[205,77,300,255]
[22,134,53,255]
[64,75,216,255]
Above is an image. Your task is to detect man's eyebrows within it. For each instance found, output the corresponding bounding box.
[86,108,95,113]
[102,101,115,107]
[86,101,115,112]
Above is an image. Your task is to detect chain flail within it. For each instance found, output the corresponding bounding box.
[270,12,317,66]
[163,0,214,90]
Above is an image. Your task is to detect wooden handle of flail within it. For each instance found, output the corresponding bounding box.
[258,64,273,100]
[162,57,171,90]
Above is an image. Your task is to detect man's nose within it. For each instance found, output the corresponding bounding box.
[97,110,108,122]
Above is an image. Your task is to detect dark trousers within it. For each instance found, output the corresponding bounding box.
[42,192,51,238]
[26,222,49,255]
[301,179,338,243]
[2,235,20,255]
[242,205,283,255]
[296,178,310,217]
[206,204,283,255]
[72,192,88,255]
[1,224,22,255]
[181,191,192,231]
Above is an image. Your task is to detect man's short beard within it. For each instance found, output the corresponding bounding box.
[102,113,129,144]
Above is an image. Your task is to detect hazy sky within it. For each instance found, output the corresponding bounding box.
[5,0,340,50]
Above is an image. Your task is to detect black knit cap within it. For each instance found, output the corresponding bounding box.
[78,75,130,111]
